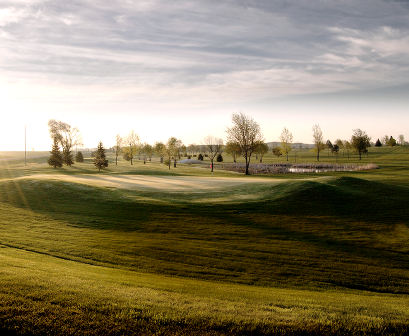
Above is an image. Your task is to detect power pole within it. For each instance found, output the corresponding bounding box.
[25,125,27,165]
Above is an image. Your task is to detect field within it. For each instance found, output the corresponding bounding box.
[0,147,408,335]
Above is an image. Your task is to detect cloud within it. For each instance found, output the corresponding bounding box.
[0,0,409,107]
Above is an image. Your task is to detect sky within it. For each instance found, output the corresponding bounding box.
[1,0,409,151]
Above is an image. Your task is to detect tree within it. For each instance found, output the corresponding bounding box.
[163,137,182,169]
[335,139,344,157]
[47,137,63,168]
[47,119,83,166]
[351,129,371,160]
[381,135,389,146]
[272,147,282,158]
[279,127,293,161]
[123,129,140,165]
[197,153,204,161]
[226,112,264,175]
[216,153,223,162]
[94,141,108,171]
[114,134,123,165]
[144,143,154,162]
[255,142,269,163]
[225,141,241,163]
[375,139,382,147]
[75,151,84,162]
[398,134,405,146]
[202,135,223,172]
[312,124,325,162]
[154,142,165,163]
[343,140,352,159]
[387,136,397,147]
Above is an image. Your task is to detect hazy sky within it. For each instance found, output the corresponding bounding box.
[1,0,408,150]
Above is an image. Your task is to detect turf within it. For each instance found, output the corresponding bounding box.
[0,147,408,335]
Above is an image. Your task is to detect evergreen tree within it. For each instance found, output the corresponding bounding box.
[216,153,223,162]
[197,153,204,161]
[375,139,382,147]
[63,148,74,166]
[75,151,84,162]
[48,137,63,168]
[94,141,108,171]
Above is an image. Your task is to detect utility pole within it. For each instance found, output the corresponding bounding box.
[25,125,27,165]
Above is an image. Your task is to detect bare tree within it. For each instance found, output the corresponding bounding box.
[114,134,123,165]
[202,135,223,172]
[343,140,352,159]
[312,124,325,162]
[279,127,293,161]
[398,134,405,146]
[123,129,140,165]
[226,112,264,175]
[48,119,83,166]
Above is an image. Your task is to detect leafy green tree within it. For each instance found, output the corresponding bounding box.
[154,142,165,163]
[226,112,264,175]
[272,147,282,158]
[375,139,382,147]
[75,151,84,162]
[312,124,325,161]
[279,127,293,161]
[94,141,108,171]
[351,129,371,160]
[163,137,182,169]
[255,142,269,163]
[225,141,241,163]
[387,136,397,147]
[47,137,63,168]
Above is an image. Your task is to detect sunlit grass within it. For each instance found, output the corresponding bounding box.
[0,147,408,334]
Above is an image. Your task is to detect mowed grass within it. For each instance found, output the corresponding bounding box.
[0,147,409,335]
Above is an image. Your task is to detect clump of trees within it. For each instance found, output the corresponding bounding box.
[48,119,83,166]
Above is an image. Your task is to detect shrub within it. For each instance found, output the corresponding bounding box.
[75,151,84,162]
[216,154,223,162]
[198,154,204,161]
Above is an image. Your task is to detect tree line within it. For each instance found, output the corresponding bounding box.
[47,114,406,175]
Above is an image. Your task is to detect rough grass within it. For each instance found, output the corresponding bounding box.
[0,147,409,335]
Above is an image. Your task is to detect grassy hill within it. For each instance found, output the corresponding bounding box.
[0,147,408,335]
